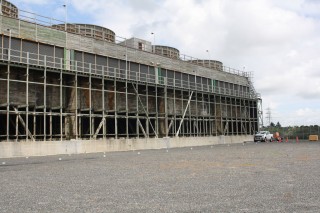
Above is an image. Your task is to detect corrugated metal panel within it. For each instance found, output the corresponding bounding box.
[39,43,54,67]
[74,51,83,72]
[55,47,63,69]
[22,40,37,64]
[11,37,20,62]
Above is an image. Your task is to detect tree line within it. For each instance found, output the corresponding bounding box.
[262,122,320,140]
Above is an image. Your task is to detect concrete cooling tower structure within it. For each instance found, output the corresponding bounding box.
[0,0,262,157]
[153,45,180,59]
[189,60,224,72]
[52,24,116,43]
[0,0,18,18]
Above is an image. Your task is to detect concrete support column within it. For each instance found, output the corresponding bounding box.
[136,82,139,138]
[114,77,117,139]
[89,64,93,139]
[164,77,168,137]
[102,66,106,140]
[43,56,47,141]
[60,64,63,141]
[65,75,77,140]
[26,53,29,142]
[6,63,10,141]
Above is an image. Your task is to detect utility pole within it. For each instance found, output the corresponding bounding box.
[151,32,155,53]
[63,1,68,48]
[206,50,211,68]
[63,1,68,31]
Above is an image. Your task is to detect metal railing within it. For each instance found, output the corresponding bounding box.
[179,54,250,77]
[0,47,255,99]
[18,8,64,27]
[9,9,252,78]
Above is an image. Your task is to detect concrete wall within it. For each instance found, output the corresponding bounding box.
[0,135,253,158]
[118,37,152,52]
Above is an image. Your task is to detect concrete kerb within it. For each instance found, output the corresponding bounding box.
[0,135,253,158]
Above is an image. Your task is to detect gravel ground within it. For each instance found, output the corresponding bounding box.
[1,140,320,212]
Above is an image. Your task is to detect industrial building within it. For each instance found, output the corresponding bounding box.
[0,0,262,156]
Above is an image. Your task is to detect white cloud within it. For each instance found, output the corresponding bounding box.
[16,0,50,4]
[291,108,320,125]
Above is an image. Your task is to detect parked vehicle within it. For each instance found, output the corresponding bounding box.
[254,131,273,142]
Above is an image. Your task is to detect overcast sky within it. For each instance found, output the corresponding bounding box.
[10,0,320,127]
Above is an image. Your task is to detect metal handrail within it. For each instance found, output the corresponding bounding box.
[0,47,253,98]
[5,9,251,78]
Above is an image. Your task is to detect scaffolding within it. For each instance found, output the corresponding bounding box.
[0,11,260,142]
[0,42,259,141]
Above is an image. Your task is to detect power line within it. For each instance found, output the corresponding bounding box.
[265,107,272,126]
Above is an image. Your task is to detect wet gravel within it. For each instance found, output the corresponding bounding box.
[1,141,320,212]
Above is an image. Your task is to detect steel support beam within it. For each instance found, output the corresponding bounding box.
[26,52,29,142]
[13,107,35,141]
[175,91,193,137]
[132,83,158,138]
[60,59,63,141]
[43,56,47,141]
[93,117,105,139]
[6,63,10,141]
[137,119,147,138]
